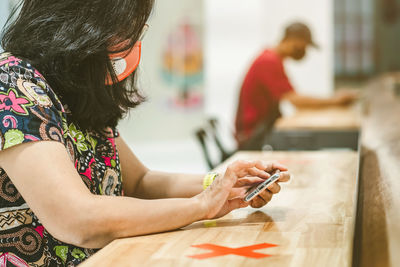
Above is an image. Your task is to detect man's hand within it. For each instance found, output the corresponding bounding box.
[333,90,360,105]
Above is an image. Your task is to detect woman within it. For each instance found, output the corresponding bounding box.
[0,0,290,266]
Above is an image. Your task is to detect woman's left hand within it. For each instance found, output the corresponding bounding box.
[228,161,291,208]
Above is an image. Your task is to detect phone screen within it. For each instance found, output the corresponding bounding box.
[244,172,280,202]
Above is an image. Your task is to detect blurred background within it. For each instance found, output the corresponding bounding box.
[1,0,400,173]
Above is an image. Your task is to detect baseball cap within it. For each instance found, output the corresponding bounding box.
[284,22,319,49]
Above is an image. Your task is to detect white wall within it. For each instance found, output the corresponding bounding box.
[118,0,208,173]
[119,0,204,143]
[122,0,335,172]
[261,0,334,97]
[1,0,19,51]
[204,0,266,148]
[0,1,10,47]
[204,0,334,134]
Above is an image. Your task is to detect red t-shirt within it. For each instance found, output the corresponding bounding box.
[235,49,294,146]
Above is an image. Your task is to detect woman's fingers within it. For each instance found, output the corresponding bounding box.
[250,191,273,208]
[235,176,265,187]
[235,170,290,191]
[247,174,285,207]
[247,167,270,179]
[266,182,281,194]
[226,160,288,179]
[277,171,291,183]
[204,160,290,219]
[228,187,248,199]
[264,161,288,173]
[212,198,249,219]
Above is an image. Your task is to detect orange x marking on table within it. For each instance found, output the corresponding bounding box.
[188,243,278,259]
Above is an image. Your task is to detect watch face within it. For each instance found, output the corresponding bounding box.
[106,41,142,85]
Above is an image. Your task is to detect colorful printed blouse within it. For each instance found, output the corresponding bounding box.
[0,52,122,266]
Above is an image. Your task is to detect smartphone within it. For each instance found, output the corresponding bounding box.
[244,171,281,202]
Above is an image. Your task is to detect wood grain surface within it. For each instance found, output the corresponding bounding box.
[80,151,358,267]
[275,106,361,130]
[356,75,400,267]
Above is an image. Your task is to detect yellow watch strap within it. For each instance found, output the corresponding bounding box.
[203,172,219,190]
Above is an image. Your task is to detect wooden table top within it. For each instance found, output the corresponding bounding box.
[80,151,358,267]
[356,75,400,267]
[275,106,361,131]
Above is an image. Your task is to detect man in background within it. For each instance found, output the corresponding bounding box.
[234,22,356,150]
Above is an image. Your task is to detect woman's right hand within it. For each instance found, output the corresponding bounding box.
[195,160,289,220]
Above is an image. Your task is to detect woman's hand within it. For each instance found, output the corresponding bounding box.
[196,160,290,220]
[233,162,290,209]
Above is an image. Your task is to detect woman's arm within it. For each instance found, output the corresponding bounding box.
[0,141,283,249]
[116,136,290,206]
[116,137,203,198]
[0,141,206,248]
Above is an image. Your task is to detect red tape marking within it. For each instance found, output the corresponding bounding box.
[188,243,278,259]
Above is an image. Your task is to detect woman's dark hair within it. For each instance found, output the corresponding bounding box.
[1,0,154,134]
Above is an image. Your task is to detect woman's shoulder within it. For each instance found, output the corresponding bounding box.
[0,52,69,151]
[0,52,65,113]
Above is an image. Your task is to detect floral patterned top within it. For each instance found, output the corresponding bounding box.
[0,52,122,266]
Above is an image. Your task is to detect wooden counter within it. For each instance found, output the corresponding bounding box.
[80,151,358,267]
[275,106,361,131]
[354,75,400,267]
[268,106,361,150]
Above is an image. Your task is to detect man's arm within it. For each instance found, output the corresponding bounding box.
[282,90,357,109]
